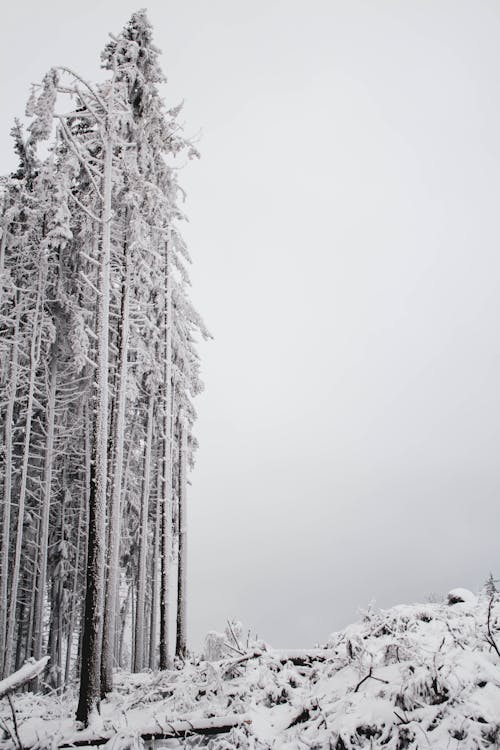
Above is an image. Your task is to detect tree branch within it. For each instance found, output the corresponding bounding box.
[0,656,49,699]
[486,596,500,658]
[353,667,389,693]
[57,715,251,748]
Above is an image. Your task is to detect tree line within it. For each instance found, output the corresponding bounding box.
[0,10,208,725]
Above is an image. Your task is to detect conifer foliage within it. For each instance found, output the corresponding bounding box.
[0,10,207,725]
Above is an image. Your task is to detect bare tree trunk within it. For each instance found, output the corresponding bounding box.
[65,484,84,686]
[0,220,8,293]
[133,392,154,672]
[101,237,130,696]
[48,493,65,691]
[15,570,29,672]
[149,445,162,670]
[159,240,172,670]
[4,275,44,677]
[33,354,57,666]
[76,403,92,681]
[76,129,113,724]
[118,583,131,668]
[175,414,188,659]
[26,527,38,661]
[0,301,21,674]
[113,576,120,659]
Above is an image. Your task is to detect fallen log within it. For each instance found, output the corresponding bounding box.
[58,714,251,748]
[0,656,50,699]
[219,648,335,671]
[267,649,335,666]
[221,649,263,676]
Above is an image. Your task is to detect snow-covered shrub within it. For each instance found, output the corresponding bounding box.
[204,631,226,661]
[447,587,477,605]
[4,594,500,749]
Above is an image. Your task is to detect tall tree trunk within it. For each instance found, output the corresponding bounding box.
[175,414,188,659]
[4,275,44,677]
[0,221,8,291]
[159,241,172,670]
[65,483,84,686]
[118,582,131,668]
[101,236,130,696]
[76,404,92,682]
[15,569,29,672]
[149,444,162,670]
[76,129,113,724]
[0,300,21,675]
[33,354,57,666]
[133,391,154,672]
[25,535,38,661]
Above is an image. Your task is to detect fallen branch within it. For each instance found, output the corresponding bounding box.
[353,668,389,693]
[223,641,246,657]
[0,657,50,700]
[217,647,335,672]
[58,714,251,748]
[221,649,263,677]
[226,619,243,652]
[267,649,335,666]
[7,695,22,750]
[486,596,500,659]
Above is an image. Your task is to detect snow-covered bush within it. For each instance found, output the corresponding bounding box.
[204,631,226,662]
[447,587,477,605]
[3,593,500,749]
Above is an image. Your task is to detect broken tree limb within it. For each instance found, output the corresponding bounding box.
[353,667,389,693]
[0,656,50,699]
[220,647,336,668]
[221,649,263,676]
[486,595,500,659]
[217,647,336,671]
[58,714,252,748]
[267,649,335,666]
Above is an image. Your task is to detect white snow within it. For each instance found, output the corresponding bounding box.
[1,592,500,749]
[0,656,49,699]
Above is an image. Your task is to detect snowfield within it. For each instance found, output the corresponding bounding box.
[1,590,500,749]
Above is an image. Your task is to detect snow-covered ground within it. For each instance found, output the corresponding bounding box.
[1,589,500,749]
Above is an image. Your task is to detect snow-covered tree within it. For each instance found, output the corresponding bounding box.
[0,9,207,727]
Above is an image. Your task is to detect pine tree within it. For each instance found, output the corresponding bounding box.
[0,9,207,725]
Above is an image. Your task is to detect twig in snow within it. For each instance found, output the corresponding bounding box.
[7,696,22,750]
[226,620,243,652]
[353,668,389,693]
[0,715,17,749]
[486,595,500,659]
[221,650,263,677]
[414,723,432,747]
[223,641,245,657]
[394,710,411,725]
[445,622,465,650]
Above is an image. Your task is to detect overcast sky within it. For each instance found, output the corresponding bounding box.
[2,0,500,650]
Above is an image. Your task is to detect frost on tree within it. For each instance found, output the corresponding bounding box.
[0,9,208,726]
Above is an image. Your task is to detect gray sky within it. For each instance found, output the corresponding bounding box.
[2,0,500,650]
